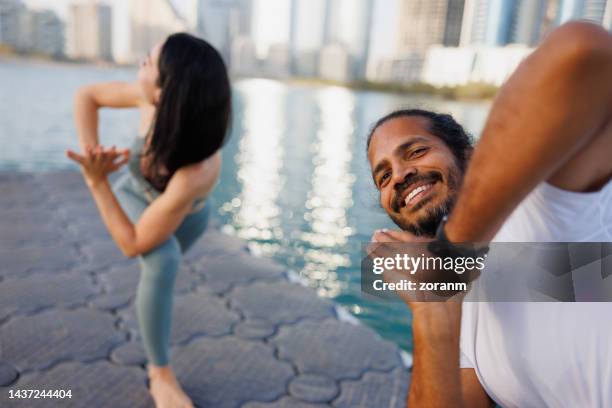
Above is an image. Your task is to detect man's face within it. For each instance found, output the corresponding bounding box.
[367,116,464,236]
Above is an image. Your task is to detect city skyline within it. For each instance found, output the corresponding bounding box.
[19,0,401,63]
[2,0,611,86]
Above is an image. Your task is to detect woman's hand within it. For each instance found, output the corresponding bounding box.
[66,145,130,188]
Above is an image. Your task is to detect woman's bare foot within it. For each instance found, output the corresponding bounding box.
[147,365,194,408]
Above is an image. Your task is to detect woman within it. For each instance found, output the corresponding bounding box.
[66,33,231,408]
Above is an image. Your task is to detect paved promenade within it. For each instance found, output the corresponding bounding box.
[0,171,410,408]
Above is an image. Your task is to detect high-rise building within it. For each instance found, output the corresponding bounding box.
[129,0,187,61]
[391,0,466,82]
[396,0,466,54]
[323,0,374,80]
[0,0,23,49]
[444,0,467,46]
[30,9,64,56]
[0,1,64,56]
[14,6,35,51]
[583,0,609,22]
[68,2,112,61]
[319,43,351,81]
[322,0,344,45]
[511,0,547,46]
[194,0,252,61]
[484,0,516,46]
[557,0,609,23]
[461,0,550,47]
[289,0,327,76]
[460,0,489,46]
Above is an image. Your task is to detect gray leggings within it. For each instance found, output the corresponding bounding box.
[111,171,210,366]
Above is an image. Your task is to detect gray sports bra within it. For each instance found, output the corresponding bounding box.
[128,137,207,213]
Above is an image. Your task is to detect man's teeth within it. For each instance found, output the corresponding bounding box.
[405,184,433,205]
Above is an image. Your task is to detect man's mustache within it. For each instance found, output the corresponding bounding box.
[391,171,443,213]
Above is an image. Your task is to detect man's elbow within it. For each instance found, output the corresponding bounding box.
[545,21,612,70]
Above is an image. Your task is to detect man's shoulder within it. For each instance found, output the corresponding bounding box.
[494,180,612,242]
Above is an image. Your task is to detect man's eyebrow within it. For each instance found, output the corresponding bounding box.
[392,136,429,156]
[371,136,431,185]
[372,159,390,179]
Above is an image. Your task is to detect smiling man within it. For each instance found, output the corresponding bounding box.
[367,22,612,408]
[368,109,471,237]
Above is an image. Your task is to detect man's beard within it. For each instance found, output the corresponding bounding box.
[389,194,456,237]
[388,169,462,237]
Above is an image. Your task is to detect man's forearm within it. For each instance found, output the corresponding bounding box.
[446,23,612,243]
[408,303,464,408]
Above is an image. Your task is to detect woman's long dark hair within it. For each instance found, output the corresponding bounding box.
[145,32,231,191]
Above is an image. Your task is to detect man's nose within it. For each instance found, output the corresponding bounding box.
[392,166,417,189]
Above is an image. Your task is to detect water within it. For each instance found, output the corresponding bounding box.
[0,58,491,351]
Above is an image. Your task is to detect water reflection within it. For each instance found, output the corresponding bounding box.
[220,79,286,256]
[0,59,493,351]
[301,87,356,297]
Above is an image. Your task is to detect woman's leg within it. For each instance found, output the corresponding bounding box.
[112,173,179,364]
[174,203,211,254]
[135,236,181,366]
[112,173,193,407]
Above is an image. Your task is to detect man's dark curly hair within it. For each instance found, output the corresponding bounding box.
[366,109,474,171]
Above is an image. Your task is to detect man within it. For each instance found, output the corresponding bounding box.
[367,22,612,407]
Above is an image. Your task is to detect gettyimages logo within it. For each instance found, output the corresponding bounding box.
[361,242,612,302]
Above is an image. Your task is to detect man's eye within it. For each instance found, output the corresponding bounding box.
[379,172,391,186]
[410,147,428,157]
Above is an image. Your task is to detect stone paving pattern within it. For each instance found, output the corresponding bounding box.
[0,171,410,407]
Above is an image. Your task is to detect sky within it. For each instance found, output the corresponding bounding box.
[24,0,398,62]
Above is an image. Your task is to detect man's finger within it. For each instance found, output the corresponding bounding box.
[372,229,398,243]
[367,241,399,260]
[366,242,392,260]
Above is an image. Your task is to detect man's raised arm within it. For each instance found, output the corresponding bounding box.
[445,22,612,243]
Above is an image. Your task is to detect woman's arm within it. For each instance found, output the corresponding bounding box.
[67,147,221,258]
[88,169,197,257]
[74,82,148,151]
[100,157,220,257]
